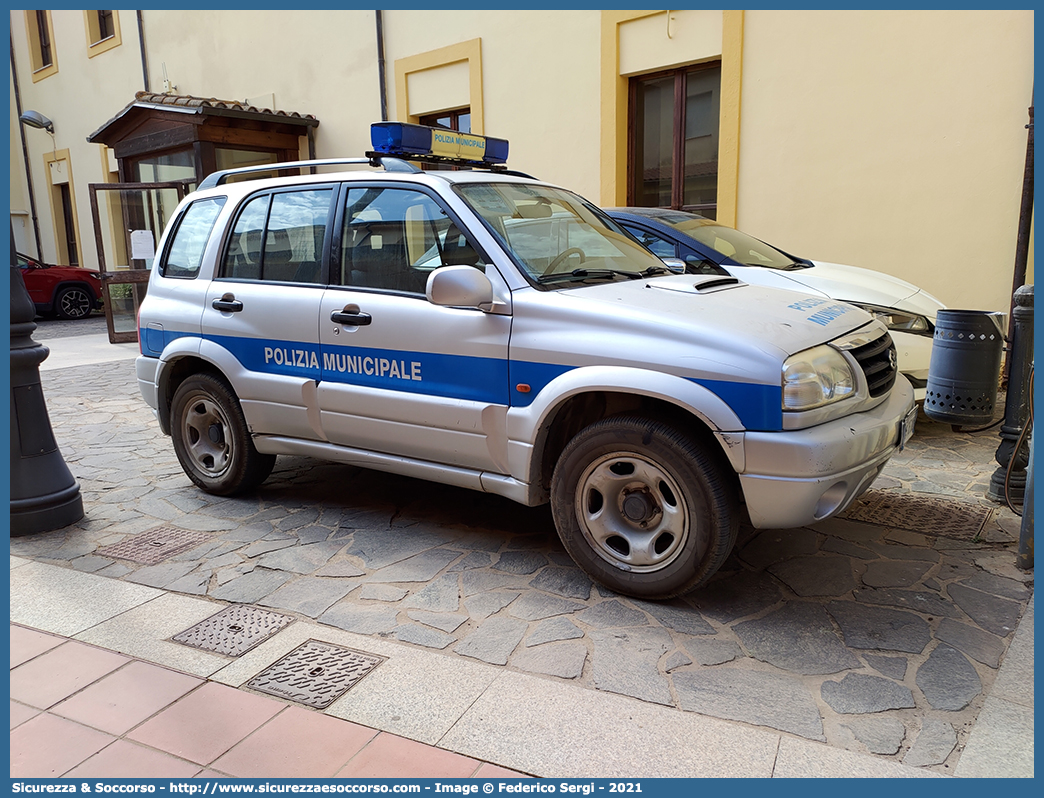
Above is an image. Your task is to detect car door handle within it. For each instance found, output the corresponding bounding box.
[331,308,372,326]
[212,294,243,312]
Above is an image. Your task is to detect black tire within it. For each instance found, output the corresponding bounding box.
[54,285,94,320]
[170,374,276,495]
[550,416,738,600]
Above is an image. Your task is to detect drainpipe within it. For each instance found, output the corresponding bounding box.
[137,10,150,91]
[1005,90,1033,381]
[9,36,43,260]
[376,10,388,122]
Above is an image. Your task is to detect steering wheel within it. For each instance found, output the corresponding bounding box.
[547,247,587,272]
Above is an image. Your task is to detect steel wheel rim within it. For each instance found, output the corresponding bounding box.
[60,289,91,318]
[574,451,691,573]
[181,393,233,477]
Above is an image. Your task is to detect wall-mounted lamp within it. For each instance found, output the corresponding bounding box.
[19,110,54,134]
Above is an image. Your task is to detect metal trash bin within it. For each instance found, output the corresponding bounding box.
[923,309,1005,425]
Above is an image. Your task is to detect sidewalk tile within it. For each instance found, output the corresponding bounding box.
[66,739,203,778]
[52,660,204,735]
[11,712,115,777]
[10,624,64,667]
[337,733,481,778]
[9,641,129,709]
[212,704,377,777]
[127,681,285,765]
[10,700,40,730]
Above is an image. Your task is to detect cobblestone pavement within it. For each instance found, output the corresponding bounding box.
[18,356,1032,776]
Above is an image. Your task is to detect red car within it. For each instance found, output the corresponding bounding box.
[16,252,103,320]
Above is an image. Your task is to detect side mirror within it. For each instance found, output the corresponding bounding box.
[426,265,494,310]
[660,257,687,274]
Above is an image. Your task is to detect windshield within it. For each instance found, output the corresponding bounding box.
[656,211,799,270]
[455,183,667,285]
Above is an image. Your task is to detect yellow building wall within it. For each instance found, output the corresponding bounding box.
[736,9,1034,313]
[142,10,381,163]
[10,9,143,268]
[384,10,602,197]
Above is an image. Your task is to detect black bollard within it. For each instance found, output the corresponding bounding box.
[988,284,1034,504]
[9,230,84,535]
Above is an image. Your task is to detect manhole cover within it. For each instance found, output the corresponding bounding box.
[95,526,211,564]
[171,606,295,657]
[245,639,384,709]
[841,491,993,540]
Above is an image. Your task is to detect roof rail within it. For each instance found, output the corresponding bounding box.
[196,156,419,190]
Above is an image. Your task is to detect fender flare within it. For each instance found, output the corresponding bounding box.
[507,365,751,488]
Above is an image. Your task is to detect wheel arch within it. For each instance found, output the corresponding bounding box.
[516,367,746,501]
[156,353,231,435]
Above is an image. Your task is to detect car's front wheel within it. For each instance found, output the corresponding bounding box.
[170,374,276,495]
[550,416,738,600]
[54,285,94,320]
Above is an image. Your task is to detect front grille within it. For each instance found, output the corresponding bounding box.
[850,331,897,398]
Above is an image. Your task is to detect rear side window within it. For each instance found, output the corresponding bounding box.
[161,197,226,279]
[221,188,333,284]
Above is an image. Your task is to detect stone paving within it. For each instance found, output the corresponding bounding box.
[17,351,1033,776]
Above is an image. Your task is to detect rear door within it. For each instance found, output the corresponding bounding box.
[317,183,512,473]
[201,185,336,442]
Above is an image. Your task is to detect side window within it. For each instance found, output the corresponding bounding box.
[262,189,332,284]
[223,195,269,280]
[161,197,226,279]
[221,189,332,283]
[621,223,677,259]
[339,187,485,293]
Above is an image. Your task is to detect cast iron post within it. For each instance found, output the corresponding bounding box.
[10,226,84,535]
[988,284,1034,504]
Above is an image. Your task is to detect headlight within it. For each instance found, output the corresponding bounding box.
[847,303,931,334]
[782,345,856,410]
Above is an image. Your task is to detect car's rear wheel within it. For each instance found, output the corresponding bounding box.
[550,416,738,600]
[54,285,94,320]
[171,374,276,495]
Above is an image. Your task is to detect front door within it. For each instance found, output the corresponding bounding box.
[88,181,189,343]
[317,184,512,473]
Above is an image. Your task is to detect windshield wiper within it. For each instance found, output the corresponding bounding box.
[537,268,645,284]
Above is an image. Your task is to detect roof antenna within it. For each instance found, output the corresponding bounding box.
[161,62,177,94]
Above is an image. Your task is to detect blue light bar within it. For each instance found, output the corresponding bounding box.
[370,122,509,166]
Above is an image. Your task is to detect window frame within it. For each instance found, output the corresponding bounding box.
[158,196,228,280]
[627,60,722,216]
[217,184,338,286]
[24,10,58,81]
[329,182,491,297]
[84,9,123,58]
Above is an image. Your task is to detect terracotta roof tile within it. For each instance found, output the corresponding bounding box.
[133,91,317,121]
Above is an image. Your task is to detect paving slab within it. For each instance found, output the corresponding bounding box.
[773,736,945,778]
[10,560,162,637]
[73,592,231,678]
[915,645,982,711]
[674,667,825,741]
[953,696,1035,778]
[439,670,781,778]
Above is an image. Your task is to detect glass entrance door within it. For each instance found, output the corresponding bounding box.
[88,182,189,343]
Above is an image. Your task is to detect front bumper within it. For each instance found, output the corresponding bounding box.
[738,376,915,529]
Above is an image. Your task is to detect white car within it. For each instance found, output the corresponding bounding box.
[607,207,945,400]
[134,122,915,599]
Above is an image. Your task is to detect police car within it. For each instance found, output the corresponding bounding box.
[135,122,916,599]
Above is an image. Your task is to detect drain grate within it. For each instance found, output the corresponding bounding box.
[841,491,993,540]
[245,639,384,709]
[171,606,295,657]
[95,526,211,565]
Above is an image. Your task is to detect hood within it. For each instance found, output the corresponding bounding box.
[730,260,942,315]
[568,274,875,358]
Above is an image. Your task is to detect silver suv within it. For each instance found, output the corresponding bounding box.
[136,123,915,599]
